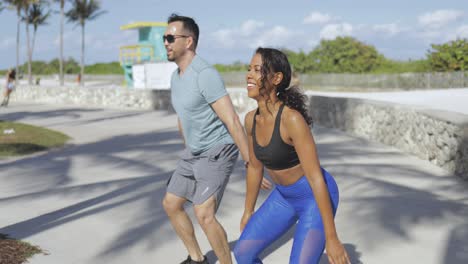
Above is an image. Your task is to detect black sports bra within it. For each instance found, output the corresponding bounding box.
[252,104,300,170]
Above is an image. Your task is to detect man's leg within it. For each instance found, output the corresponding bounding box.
[194,196,231,264]
[191,144,239,263]
[162,192,205,262]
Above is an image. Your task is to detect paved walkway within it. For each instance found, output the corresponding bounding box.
[1,103,468,264]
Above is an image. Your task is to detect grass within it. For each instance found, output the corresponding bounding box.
[0,121,67,262]
[0,233,48,264]
[0,120,70,157]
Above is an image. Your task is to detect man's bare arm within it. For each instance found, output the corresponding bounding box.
[210,95,249,162]
[177,117,185,145]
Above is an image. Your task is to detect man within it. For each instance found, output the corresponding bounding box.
[161,14,257,264]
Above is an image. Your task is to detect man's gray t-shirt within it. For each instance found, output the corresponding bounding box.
[171,55,233,154]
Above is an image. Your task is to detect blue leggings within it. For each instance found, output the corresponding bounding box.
[234,168,339,264]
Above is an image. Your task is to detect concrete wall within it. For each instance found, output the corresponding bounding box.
[11,85,468,180]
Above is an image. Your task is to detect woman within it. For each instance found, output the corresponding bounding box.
[1,69,16,107]
[233,48,350,264]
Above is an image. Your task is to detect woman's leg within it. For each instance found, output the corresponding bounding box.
[234,188,297,264]
[0,90,6,106]
[3,90,11,106]
[289,170,339,264]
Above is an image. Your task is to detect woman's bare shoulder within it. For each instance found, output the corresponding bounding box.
[282,105,305,124]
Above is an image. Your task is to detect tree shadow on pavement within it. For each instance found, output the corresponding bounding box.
[443,221,468,263]
[0,123,184,258]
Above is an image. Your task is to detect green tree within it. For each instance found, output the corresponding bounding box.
[311,36,384,73]
[375,58,430,73]
[282,49,316,73]
[214,61,248,72]
[66,0,106,86]
[428,38,468,71]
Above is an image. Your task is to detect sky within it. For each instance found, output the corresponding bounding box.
[0,0,467,69]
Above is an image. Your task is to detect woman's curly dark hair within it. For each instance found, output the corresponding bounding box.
[8,69,16,80]
[255,47,313,126]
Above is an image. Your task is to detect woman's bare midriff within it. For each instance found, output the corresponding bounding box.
[267,164,305,186]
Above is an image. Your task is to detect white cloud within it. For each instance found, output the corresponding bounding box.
[418,9,464,29]
[320,23,353,40]
[206,20,317,58]
[303,12,335,24]
[240,20,265,36]
[455,25,468,38]
[210,20,265,49]
[372,23,406,36]
[213,29,237,49]
[252,26,293,48]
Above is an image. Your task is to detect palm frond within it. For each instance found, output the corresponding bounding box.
[65,0,106,24]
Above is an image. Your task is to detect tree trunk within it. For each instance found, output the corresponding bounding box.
[32,27,37,56]
[26,20,32,85]
[80,22,85,86]
[15,8,20,84]
[59,0,64,86]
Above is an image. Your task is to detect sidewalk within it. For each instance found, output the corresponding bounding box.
[1,103,467,264]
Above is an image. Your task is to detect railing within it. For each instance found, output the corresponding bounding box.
[119,44,154,65]
[220,71,468,90]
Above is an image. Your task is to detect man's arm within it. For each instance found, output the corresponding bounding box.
[210,95,249,162]
[211,96,273,190]
[177,117,185,145]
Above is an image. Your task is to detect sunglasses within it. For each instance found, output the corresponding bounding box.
[163,34,190,43]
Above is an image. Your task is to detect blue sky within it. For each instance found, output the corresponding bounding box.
[0,0,467,69]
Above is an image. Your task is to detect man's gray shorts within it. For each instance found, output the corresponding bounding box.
[167,144,239,209]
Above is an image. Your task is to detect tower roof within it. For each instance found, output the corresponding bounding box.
[120,22,167,30]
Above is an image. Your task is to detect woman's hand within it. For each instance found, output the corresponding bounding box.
[240,211,253,232]
[260,177,272,190]
[326,237,351,264]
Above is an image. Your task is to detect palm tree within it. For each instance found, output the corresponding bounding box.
[53,0,65,86]
[23,1,50,74]
[4,0,24,84]
[4,0,37,84]
[65,0,106,86]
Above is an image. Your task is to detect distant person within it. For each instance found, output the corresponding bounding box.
[161,14,270,264]
[1,69,16,107]
[233,48,350,264]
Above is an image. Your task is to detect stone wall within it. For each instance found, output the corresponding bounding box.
[11,85,468,179]
[13,85,158,110]
[309,96,468,180]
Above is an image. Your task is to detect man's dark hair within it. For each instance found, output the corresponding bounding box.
[167,13,199,49]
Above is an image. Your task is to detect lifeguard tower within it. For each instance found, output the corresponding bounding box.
[119,22,177,89]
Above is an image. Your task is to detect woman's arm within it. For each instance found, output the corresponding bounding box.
[284,109,350,264]
[241,110,264,231]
